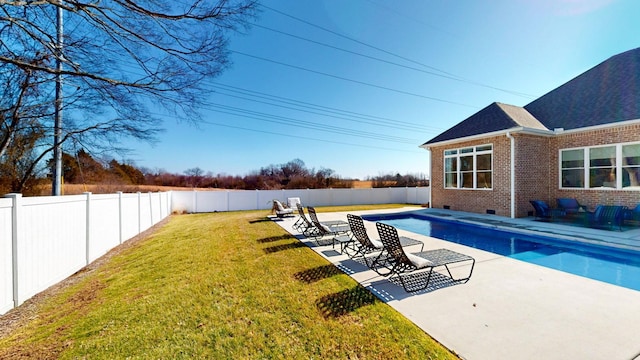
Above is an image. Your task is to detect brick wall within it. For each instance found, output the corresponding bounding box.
[428,123,640,218]
[514,134,553,217]
[430,135,512,217]
[550,123,640,210]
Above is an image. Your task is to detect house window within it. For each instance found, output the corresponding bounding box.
[444,144,492,189]
[622,143,640,188]
[560,142,640,190]
[589,146,616,188]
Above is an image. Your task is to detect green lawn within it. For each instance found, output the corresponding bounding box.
[0,205,456,359]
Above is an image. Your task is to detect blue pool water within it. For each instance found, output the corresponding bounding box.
[362,212,640,291]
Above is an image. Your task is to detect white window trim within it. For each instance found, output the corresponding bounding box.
[444,144,493,190]
[559,141,640,190]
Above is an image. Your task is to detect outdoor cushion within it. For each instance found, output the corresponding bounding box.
[407,253,434,269]
[369,238,384,249]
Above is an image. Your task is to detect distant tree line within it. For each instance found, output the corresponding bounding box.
[0,152,430,195]
[144,159,353,190]
[368,173,430,188]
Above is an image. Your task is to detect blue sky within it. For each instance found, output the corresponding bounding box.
[126,0,640,180]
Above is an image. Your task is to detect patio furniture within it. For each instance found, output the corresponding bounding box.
[345,214,424,275]
[624,204,640,226]
[530,200,566,221]
[586,205,626,231]
[556,198,588,216]
[306,205,348,228]
[272,200,294,218]
[292,203,346,235]
[307,206,352,247]
[292,203,309,232]
[287,197,301,210]
[376,222,475,293]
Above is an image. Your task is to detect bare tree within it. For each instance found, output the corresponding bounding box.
[0,0,258,193]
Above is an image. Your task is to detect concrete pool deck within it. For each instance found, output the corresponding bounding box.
[273,207,640,360]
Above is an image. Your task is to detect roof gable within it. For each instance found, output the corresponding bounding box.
[524,48,640,130]
[423,102,543,145]
[424,48,640,146]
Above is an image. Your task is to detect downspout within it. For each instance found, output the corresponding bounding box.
[506,132,515,218]
[427,148,432,208]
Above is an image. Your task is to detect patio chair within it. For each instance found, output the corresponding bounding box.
[292,203,308,232]
[624,204,640,225]
[306,205,348,228]
[529,200,566,221]
[307,206,351,247]
[586,205,626,231]
[287,197,301,210]
[272,200,294,218]
[292,203,321,237]
[345,214,424,275]
[292,203,346,233]
[556,198,588,215]
[376,222,475,293]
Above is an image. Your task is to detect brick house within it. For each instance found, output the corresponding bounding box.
[421,48,640,218]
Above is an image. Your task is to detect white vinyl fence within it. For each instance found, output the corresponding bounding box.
[171,187,430,213]
[0,187,428,315]
[0,192,171,315]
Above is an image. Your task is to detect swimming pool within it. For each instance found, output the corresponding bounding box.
[362,211,640,291]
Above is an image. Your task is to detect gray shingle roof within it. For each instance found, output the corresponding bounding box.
[424,47,640,146]
[525,48,640,130]
[423,102,544,145]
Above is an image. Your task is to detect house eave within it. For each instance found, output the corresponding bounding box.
[552,118,640,136]
[419,127,554,150]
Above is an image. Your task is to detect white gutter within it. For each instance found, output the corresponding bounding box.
[420,126,554,150]
[427,148,432,208]
[506,132,515,218]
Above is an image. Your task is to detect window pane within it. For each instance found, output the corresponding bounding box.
[460,155,473,171]
[561,149,584,169]
[476,144,492,152]
[477,154,491,170]
[445,173,457,188]
[461,172,473,188]
[477,171,492,188]
[622,144,640,187]
[590,146,616,167]
[444,149,458,155]
[445,157,457,171]
[590,168,616,188]
[622,167,640,187]
[562,169,584,188]
[460,147,473,154]
[623,144,640,166]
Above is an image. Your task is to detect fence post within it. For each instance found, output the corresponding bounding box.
[148,192,153,226]
[84,192,92,265]
[6,193,21,308]
[137,192,142,234]
[118,192,123,244]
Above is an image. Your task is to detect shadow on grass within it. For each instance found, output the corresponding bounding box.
[263,241,307,254]
[249,217,273,224]
[257,235,294,243]
[316,285,379,318]
[294,264,345,283]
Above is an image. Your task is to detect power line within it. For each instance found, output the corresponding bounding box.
[148,110,425,153]
[251,23,536,99]
[230,50,479,109]
[260,3,457,78]
[208,82,442,132]
[198,101,423,144]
